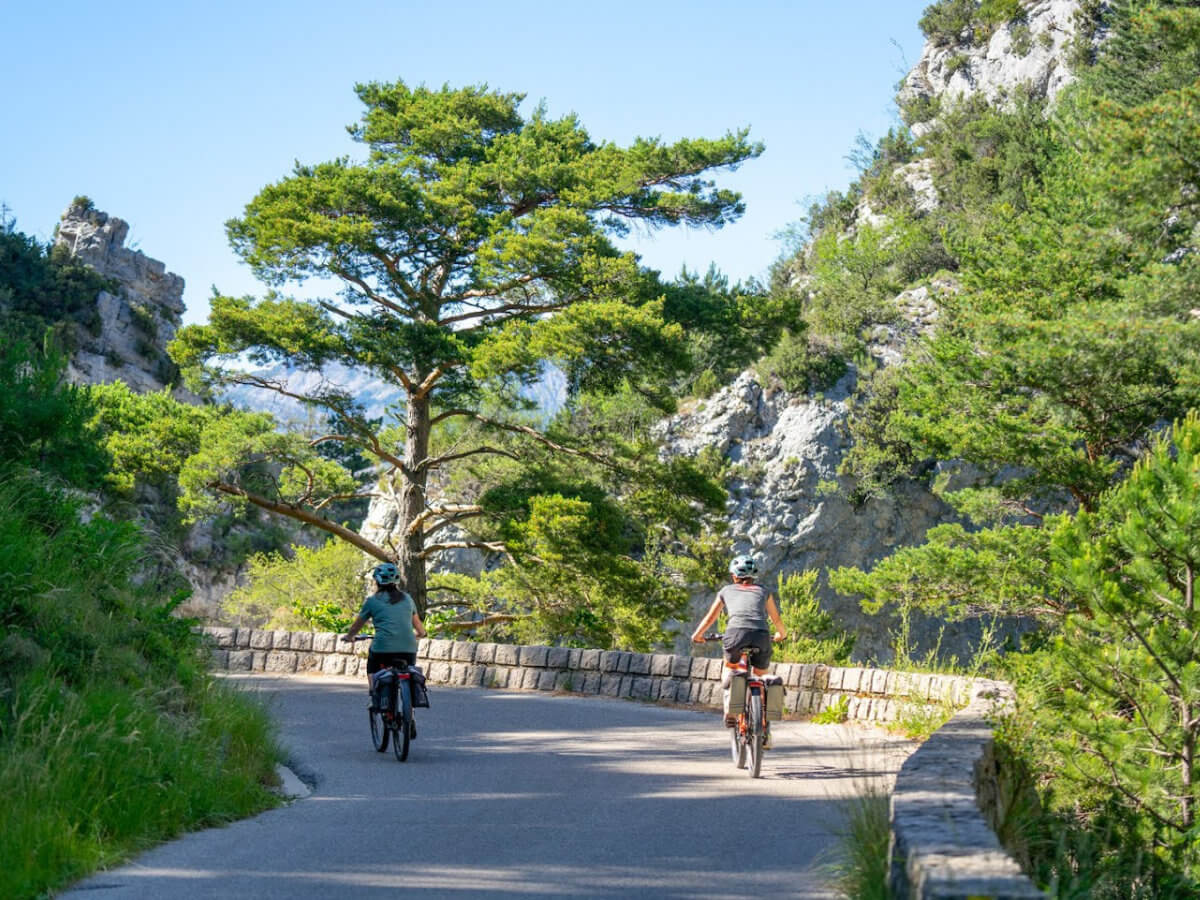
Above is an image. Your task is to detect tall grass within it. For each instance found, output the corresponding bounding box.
[0,469,282,898]
[827,778,892,899]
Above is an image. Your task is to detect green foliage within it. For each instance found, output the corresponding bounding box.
[0,350,280,898]
[814,694,851,724]
[919,0,975,46]
[892,699,957,741]
[0,222,111,346]
[1047,413,1200,882]
[773,570,854,664]
[224,538,367,631]
[754,327,846,394]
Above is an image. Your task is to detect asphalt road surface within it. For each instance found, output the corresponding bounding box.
[65,674,914,899]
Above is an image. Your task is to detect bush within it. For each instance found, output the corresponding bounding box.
[919,0,976,46]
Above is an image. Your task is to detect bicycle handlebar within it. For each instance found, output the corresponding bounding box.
[702,632,724,642]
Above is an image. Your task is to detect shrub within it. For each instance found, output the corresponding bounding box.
[919,0,976,46]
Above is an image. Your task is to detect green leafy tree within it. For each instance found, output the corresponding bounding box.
[170,80,760,628]
[1044,412,1200,888]
[773,570,854,664]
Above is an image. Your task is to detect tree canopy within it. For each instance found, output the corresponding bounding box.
[170,80,761,641]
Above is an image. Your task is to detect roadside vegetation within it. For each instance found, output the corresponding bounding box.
[0,237,282,898]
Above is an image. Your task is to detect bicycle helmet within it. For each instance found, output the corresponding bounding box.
[372,562,400,585]
[729,554,758,578]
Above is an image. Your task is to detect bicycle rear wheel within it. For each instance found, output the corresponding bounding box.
[369,703,389,752]
[392,680,412,762]
[730,718,747,768]
[747,691,764,778]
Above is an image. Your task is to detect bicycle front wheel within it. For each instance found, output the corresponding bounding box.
[392,679,412,762]
[747,690,765,778]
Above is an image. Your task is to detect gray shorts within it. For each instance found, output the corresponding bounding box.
[723,627,772,669]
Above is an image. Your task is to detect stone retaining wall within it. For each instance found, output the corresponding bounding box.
[201,627,1042,897]
[200,627,973,722]
[887,680,1045,899]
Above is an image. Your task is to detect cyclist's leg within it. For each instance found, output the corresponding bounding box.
[366,651,383,707]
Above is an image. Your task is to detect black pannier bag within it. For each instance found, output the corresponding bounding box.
[408,665,430,708]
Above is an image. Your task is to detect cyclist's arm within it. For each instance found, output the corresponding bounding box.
[342,614,369,642]
[690,596,724,643]
[412,611,427,639]
[765,594,787,643]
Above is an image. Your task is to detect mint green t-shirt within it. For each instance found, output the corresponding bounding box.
[358,590,418,653]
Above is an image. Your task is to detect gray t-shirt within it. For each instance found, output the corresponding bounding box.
[717,582,769,631]
[358,590,418,653]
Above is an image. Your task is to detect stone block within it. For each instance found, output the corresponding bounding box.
[209,648,230,669]
[579,672,600,693]
[312,632,338,653]
[249,630,274,650]
[650,654,673,677]
[847,696,865,720]
[295,652,322,673]
[322,654,346,676]
[521,668,541,690]
[449,663,468,686]
[265,651,299,674]
[291,631,313,651]
[451,642,476,662]
[520,645,549,667]
[870,669,889,695]
[828,667,846,691]
[600,650,624,673]
[418,638,431,657]
[474,642,497,665]
[578,649,601,670]
[207,626,236,649]
[626,653,652,675]
[494,644,520,666]
[600,674,624,696]
[233,628,252,649]
[547,647,570,670]
[554,671,575,692]
[671,656,693,679]
[427,639,453,660]
[345,657,362,677]
[428,661,451,683]
[813,666,831,692]
[628,677,652,700]
[568,649,582,669]
[656,680,678,702]
[689,657,710,678]
[484,666,506,688]
[271,630,292,650]
[466,664,487,687]
[537,670,557,691]
[226,649,254,671]
[252,651,269,671]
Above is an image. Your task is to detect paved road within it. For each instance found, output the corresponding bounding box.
[66,674,913,899]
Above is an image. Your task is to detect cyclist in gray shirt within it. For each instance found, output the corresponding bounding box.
[691,554,787,732]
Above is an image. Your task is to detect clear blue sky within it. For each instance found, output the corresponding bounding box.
[2,1,928,326]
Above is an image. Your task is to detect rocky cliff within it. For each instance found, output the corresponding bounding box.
[54,200,188,396]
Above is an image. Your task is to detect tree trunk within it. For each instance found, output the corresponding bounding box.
[398,390,431,616]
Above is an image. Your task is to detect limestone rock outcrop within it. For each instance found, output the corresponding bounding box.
[901,0,1082,135]
[54,200,188,396]
[655,370,958,661]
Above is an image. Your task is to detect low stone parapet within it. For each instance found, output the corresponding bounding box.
[200,627,974,722]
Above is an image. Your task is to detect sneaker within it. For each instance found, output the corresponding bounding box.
[762,727,773,750]
[409,719,417,739]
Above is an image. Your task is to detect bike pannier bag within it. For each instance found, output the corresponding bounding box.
[373,669,396,712]
[764,676,785,721]
[408,665,430,708]
[723,670,747,716]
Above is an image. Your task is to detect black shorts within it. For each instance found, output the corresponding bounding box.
[366,650,417,675]
[723,627,773,670]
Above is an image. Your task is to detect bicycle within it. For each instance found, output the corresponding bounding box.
[702,633,772,778]
[351,635,416,762]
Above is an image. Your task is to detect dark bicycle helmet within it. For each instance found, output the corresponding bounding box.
[729,554,758,578]
[372,562,400,585]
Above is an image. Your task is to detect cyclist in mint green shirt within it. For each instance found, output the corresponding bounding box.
[341,562,427,678]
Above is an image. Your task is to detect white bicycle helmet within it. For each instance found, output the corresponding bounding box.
[729,554,758,578]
